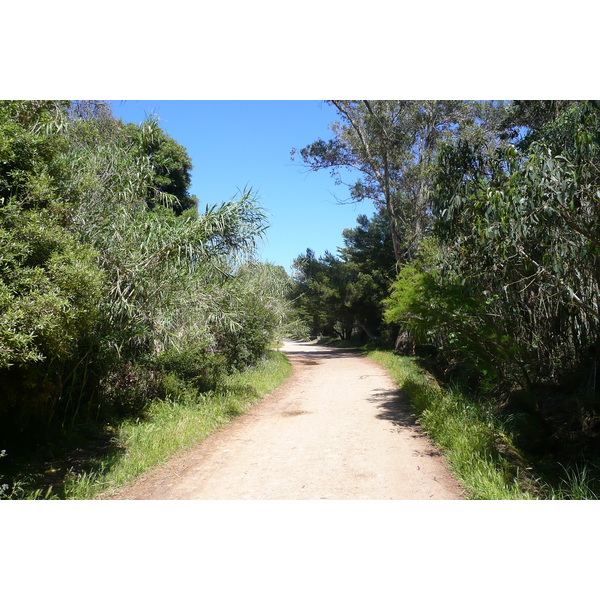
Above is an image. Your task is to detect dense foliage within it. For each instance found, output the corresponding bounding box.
[396,101,600,391]
[294,100,600,474]
[0,101,290,459]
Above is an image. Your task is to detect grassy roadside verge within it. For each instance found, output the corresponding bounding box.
[4,349,292,500]
[366,350,534,499]
[366,348,600,499]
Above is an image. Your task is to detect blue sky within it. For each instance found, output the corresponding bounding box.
[110,100,368,273]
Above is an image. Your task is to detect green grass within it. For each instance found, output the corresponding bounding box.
[546,463,600,500]
[366,349,535,499]
[7,350,292,500]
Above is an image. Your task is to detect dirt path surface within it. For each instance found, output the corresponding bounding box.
[110,340,465,500]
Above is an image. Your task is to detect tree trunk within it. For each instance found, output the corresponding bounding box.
[357,319,379,341]
[394,327,414,355]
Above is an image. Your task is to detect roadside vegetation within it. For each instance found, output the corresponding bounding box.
[292,101,600,500]
[3,350,290,499]
[315,338,598,499]
[5,99,600,500]
[0,101,294,499]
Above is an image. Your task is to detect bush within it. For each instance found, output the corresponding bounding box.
[0,204,106,438]
[152,345,227,394]
[384,261,528,393]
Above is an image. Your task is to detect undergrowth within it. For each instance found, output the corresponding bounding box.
[1,349,291,500]
[367,349,600,500]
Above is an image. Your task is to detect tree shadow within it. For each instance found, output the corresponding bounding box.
[365,388,442,457]
[366,388,418,428]
[0,423,126,499]
[281,341,362,365]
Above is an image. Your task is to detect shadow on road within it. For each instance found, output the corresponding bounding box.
[280,341,361,365]
[367,388,420,429]
[367,389,441,457]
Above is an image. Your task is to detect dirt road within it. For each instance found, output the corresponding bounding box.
[110,340,465,500]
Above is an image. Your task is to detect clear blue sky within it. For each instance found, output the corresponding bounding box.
[110,100,368,273]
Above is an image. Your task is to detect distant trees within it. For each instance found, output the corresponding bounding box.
[290,209,395,341]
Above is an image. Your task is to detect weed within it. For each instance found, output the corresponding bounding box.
[550,464,600,500]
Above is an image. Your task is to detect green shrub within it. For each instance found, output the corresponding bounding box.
[0,205,105,370]
[0,204,106,437]
[384,261,528,392]
[152,345,227,394]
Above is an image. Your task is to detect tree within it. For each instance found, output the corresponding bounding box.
[339,210,395,274]
[290,210,396,341]
[338,209,396,339]
[296,100,483,263]
[124,118,198,214]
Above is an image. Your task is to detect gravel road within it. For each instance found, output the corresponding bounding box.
[109,340,465,500]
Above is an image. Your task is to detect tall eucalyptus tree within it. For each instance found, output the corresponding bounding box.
[296,100,486,263]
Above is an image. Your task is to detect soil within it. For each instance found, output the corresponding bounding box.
[107,340,465,500]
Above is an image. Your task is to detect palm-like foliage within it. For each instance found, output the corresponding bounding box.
[0,101,287,443]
